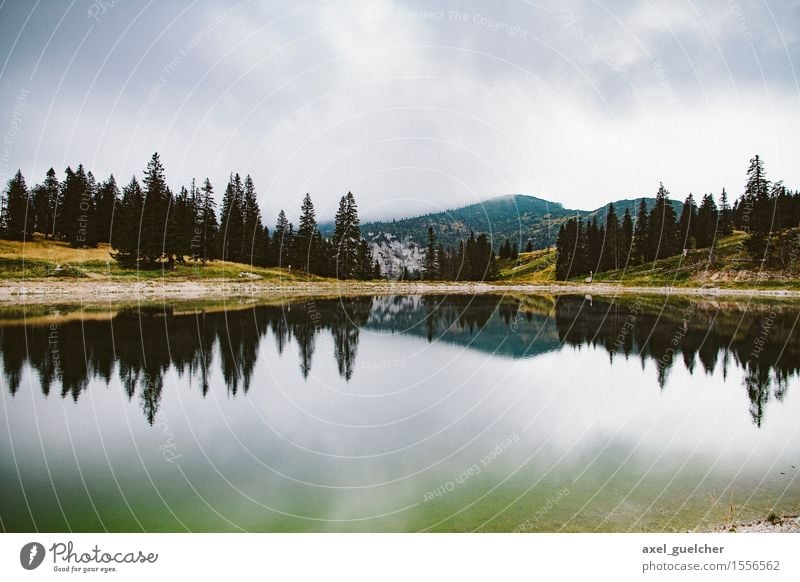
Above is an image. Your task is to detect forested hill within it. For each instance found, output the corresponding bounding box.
[321,194,682,251]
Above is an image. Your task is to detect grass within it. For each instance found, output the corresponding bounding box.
[495,231,800,290]
[3,232,799,291]
[498,249,557,282]
[0,237,327,283]
[767,510,782,526]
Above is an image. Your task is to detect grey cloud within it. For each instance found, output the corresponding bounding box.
[0,0,797,222]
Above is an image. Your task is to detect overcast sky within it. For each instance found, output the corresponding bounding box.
[0,0,798,222]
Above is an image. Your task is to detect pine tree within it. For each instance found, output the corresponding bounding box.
[110,177,144,266]
[219,173,244,263]
[31,184,47,234]
[332,192,361,279]
[271,210,291,267]
[167,185,193,263]
[309,229,327,275]
[499,239,511,259]
[525,240,533,253]
[586,217,601,271]
[632,198,649,265]
[646,184,678,261]
[196,178,219,264]
[464,232,477,279]
[437,243,451,280]
[602,202,619,271]
[32,168,59,239]
[555,219,579,280]
[424,226,440,280]
[743,155,772,259]
[474,233,498,280]
[139,153,171,263]
[241,175,262,264]
[4,170,33,240]
[356,239,373,280]
[718,188,733,236]
[620,207,634,267]
[94,175,119,244]
[678,194,697,250]
[292,193,317,272]
[696,194,718,248]
[60,164,96,247]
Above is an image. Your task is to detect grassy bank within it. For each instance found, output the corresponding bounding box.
[497,231,800,290]
[1,234,800,304]
[0,238,324,283]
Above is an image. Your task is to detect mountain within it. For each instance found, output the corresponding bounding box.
[355,195,577,250]
[364,294,561,359]
[319,194,683,277]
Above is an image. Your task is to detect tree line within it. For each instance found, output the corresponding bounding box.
[0,152,510,281]
[420,227,501,281]
[0,153,383,279]
[555,155,800,280]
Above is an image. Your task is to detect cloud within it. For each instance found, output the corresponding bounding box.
[0,0,797,221]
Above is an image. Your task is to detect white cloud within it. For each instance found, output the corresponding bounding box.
[0,0,797,221]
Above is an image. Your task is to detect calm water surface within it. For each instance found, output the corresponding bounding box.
[1,294,799,532]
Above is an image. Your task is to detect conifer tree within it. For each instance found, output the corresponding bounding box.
[220,174,244,261]
[718,188,733,236]
[42,168,60,239]
[271,209,291,267]
[743,155,773,259]
[94,175,119,244]
[678,194,697,250]
[332,192,361,279]
[220,173,244,263]
[474,233,498,280]
[696,194,718,248]
[110,177,144,266]
[499,239,511,259]
[602,202,619,271]
[356,239,373,280]
[32,168,59,239]
[309,229,328,275]
[646,183,678,261]
[139,153,171,263]
[197,178,219,264]
[620,207,634,266]
[4,170,33,240]
[60,164,97,247]
[424,226,440,280]
[292,193,317,272]
[632,198,649,265]
[586,217,601,271]
[241,175,262,264]
[555,218,579,280]
[167,185,193,263]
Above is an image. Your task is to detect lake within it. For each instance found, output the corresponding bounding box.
[1,293,799,532]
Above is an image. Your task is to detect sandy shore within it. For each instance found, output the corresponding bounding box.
[704,515,800,533]
[1,278,800,305]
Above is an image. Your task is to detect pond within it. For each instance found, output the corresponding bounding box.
[1,293,799,532]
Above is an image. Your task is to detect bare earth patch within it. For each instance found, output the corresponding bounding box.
[3,279,800,305]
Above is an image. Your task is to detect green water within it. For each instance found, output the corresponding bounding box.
[1,294,799,532]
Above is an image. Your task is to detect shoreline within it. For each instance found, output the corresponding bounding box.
[2,278,800,304]
[702,514,800,534]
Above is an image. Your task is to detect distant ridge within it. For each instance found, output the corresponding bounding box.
[322,194,681,251]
